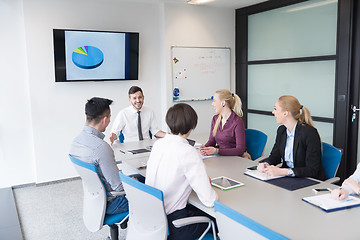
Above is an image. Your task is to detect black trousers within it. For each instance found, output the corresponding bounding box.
[167,204,217,240]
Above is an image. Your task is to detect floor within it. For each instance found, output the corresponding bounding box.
[12,179,127,240]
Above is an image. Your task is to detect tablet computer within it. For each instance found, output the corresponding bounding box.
[211,176,244,191]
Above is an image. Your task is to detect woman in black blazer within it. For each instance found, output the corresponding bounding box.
[257,96,326,181]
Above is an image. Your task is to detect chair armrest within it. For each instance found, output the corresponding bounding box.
[324,177,340,184]
[110,191,125,196]
[172,216,212,228]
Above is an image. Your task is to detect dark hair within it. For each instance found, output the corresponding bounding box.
[128,86,143,96]
[85,97,113,124]
[166,103,198,135]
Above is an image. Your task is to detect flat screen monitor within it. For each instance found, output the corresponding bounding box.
[53,29,139,82]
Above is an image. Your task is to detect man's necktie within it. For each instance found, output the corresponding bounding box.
[137,111,143,141]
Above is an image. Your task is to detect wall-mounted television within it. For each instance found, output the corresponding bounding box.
[53,29,139,82]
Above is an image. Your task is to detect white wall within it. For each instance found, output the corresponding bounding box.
[22,0,164,183]
[0,0,35,188]
[163,3,236,135]
[0,0,235,186]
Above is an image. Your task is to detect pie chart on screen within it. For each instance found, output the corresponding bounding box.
[72,46,104,69]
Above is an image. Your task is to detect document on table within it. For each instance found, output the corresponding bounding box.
[244,169,285,181]
[302,193,360,212]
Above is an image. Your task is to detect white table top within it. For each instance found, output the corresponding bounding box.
[113,137,360,240]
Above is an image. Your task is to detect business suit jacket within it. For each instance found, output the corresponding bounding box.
[265,122,326,181]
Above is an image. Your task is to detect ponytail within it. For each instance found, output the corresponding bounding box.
[278,95,315,128]
[212,89,243,137]
[299,106,315,128]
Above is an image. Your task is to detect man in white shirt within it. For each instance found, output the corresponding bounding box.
[146,103,217,240]
[109,86,166,144]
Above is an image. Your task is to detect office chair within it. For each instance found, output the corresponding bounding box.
[214,201,289,240]
[119,171,216,240]
[118,130,152,143]
[321,142,342,184]
[244,129,268,160]
[69,155,129,240]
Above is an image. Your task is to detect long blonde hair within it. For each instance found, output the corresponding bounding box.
[278,95,315,128]
[212,89,243,137]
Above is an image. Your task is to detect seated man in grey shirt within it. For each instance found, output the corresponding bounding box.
[69,97,128,215]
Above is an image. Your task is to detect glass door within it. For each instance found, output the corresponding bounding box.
[236,0,356,180]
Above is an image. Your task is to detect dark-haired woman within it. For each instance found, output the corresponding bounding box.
[146,103,217,240]
[257,95,326,180]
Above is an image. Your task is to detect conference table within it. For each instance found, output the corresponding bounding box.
[112,137,360,240]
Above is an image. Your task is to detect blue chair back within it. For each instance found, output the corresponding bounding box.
[321,142,342,179]
[119,130,125,143]
[214,201,289,240]
[119,171,168,240]
[118,130,152,143]
[69,155,108,232]
[69,155,128,233]
[244,129,268,160]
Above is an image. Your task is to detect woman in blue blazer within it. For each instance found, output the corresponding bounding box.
[257,96,326,181]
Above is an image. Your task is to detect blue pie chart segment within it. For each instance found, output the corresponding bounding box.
[72,46,104,69]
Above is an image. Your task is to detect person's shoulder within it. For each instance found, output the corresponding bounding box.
[141,106,154,114]
[297,123,319,138]
[298,122,317,132]
[212,114,219,121]
[276,125,287,134]
[121,105,134,113]
[232,112,243,122]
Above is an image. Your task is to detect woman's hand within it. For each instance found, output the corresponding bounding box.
[263,165,288,177]
[200,146,217,156]
[257,162,268,172]
[331,188,349,200]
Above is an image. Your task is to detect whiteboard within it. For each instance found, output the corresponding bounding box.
[171,47,231,101]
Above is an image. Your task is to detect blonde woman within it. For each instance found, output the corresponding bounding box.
[257,95,326,180]
[200,89,246,157]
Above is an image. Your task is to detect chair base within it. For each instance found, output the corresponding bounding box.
[120,218,128,229]
[109,224,118,240]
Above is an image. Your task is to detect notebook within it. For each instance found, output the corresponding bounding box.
[302,193,360,212]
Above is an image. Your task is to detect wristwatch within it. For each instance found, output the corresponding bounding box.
[287,168,295,177]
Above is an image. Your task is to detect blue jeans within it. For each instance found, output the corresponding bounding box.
[106,195,128,215]
[105,174,144,215]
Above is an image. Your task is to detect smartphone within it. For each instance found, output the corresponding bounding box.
[247,166,258,171]
[312,188,332,193]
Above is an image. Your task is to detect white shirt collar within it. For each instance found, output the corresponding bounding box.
[286,122,297,138]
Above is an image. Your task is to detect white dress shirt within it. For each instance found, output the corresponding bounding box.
[284,122,297,169]
[342,163,360,195]
[146,134,217,215]
[111,105,160,142]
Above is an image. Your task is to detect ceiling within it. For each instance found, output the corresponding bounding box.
[164,0,269,9]
[121,0,269,9]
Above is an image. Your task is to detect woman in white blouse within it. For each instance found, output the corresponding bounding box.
[146,103,217,240]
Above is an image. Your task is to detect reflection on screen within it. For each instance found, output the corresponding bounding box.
[212,177,239,188]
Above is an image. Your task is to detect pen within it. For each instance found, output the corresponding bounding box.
[341,198,354,203]
[119,150,125,154]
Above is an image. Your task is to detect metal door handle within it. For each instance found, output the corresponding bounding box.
[351,105,360,122]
